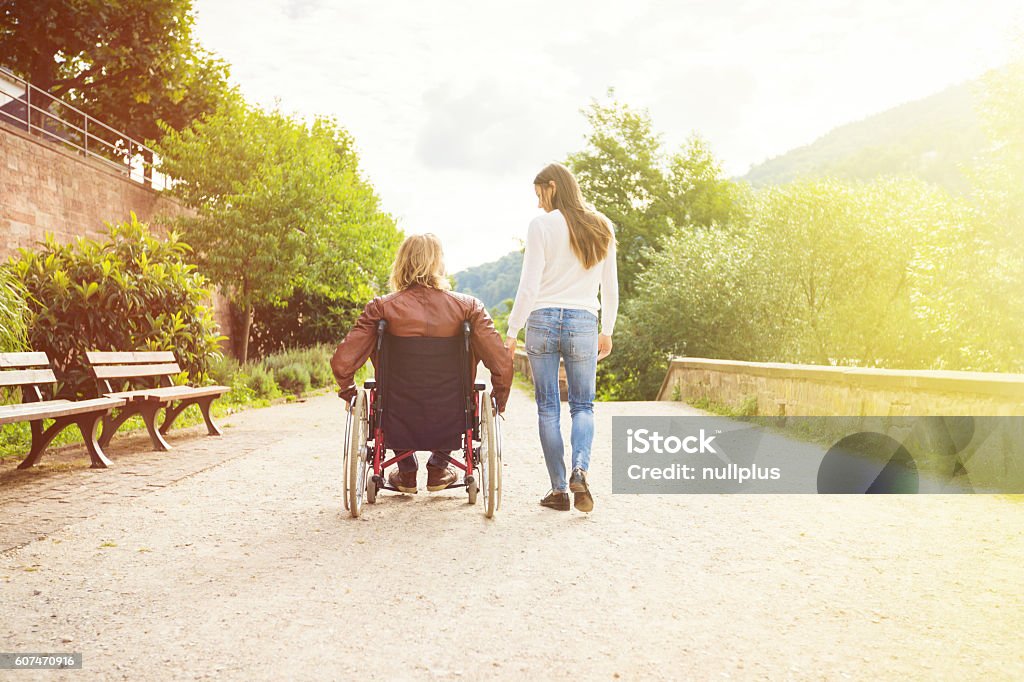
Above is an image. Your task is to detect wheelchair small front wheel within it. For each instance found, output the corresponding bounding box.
[466,477,478,505]
[366,475,377,504]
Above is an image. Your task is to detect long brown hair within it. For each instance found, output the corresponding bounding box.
[534,162,614,269]
[388,233,451,292]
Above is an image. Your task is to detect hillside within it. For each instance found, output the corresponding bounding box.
[452,250,522,309]
[740,80,991,192]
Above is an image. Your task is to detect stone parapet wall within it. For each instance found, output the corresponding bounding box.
[656,357,1024,416]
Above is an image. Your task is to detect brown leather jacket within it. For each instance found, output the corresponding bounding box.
[330,285,512,412]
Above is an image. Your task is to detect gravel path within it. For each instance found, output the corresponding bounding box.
[1,386,1023,680]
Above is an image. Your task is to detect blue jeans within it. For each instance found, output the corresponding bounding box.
[525,308,598,492]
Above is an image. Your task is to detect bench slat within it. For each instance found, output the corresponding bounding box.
[0,352,50,368]
[105,385,230,402]
[86,351,176,364]
[0,397,125,425]
[92,363,182,380]
[0,368,57,387]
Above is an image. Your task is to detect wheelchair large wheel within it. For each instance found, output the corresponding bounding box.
[347,389,370,518]
[479,390,500,518]
[342,397,353,512]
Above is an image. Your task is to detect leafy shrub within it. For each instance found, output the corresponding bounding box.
[8,214,225,397]
[208,354,240,388]
[242,365,279,399]
[260,344,336,389]
[274,363,311,395]
[0,268,28,353]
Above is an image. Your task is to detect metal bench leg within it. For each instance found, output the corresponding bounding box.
[76,413,113,468]
[158,400,191,435]
[99,407,137,448]
[197,396,222,436]
[139,402,172,451]
[18,417,72,469]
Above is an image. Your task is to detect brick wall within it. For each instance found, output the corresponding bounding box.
[0,123,193,256]
[0,122,234,347]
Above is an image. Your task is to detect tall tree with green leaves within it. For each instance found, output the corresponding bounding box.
[154,102,401,362]
[567,93,671,296]
[0,0,231,146]
[666,134,750,229]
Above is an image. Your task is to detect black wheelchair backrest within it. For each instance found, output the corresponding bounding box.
[375,323,473,451]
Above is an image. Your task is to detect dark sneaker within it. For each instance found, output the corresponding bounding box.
[569,468,594,512]
[426,465,458,492]
[540,490,570,511]
[388,468,418,494]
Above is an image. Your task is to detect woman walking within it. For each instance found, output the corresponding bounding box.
[505,162,618,513]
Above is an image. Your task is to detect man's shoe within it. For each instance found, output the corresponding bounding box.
[569,468,594,512]
[426,465,458,492]
[540,490,570,511]
[388,468,418,494]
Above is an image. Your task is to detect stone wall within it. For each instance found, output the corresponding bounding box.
[656,357,1024,416]
[0,122,193,256]
[0,122,234,345]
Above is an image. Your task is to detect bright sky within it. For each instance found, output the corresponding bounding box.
[192,0,1022,272]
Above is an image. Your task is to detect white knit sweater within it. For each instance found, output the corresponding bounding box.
[506,208,619,339]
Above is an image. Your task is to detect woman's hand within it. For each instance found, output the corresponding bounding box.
[597,334,613,361]
[504,336,517,355]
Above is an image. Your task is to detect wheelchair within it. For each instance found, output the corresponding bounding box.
[342,320,502,518]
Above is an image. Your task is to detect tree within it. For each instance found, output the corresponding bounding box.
[567,93,672,296]
[944,58,1024,371]
[666,134,750,229]
[154,102,401,362]
[601,225,788,399]
[567,94,748,297]
[0,0,231,150]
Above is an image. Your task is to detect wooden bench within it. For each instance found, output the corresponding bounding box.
[0,352,125,469]
[87,351,229,452]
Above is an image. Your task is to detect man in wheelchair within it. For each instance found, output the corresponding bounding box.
[330,233,512,495]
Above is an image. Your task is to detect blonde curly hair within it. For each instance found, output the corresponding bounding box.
[388,233,451,292]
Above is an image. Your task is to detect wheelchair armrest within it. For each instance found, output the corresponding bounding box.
[363,378,376,389]
[474,382,486,391]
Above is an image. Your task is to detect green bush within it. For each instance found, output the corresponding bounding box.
[260,344,336,389]
[8,214,225,398]
[241,365,279,399]
[0,268,28,353]
[208,354,240,388]
[274,363,311,395]
[209,344,340,401]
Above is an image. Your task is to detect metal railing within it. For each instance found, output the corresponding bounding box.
[0,66,169,190]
